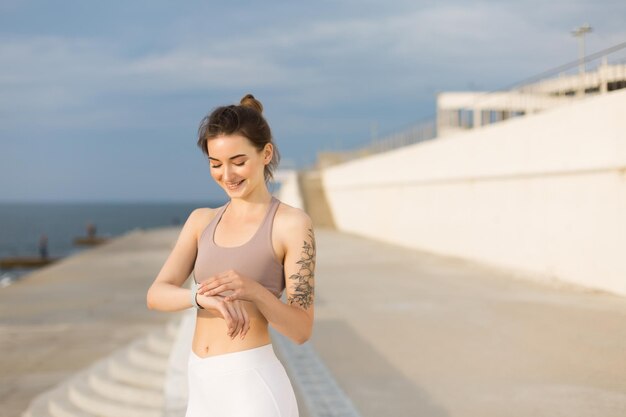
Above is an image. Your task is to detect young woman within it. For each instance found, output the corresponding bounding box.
[146,94,315,417]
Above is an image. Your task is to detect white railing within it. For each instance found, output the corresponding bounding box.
[324,41,626,166]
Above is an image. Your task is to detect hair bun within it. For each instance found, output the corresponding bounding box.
[240,93,263,113]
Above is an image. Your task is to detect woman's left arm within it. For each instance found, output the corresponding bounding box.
[255,212,316,344]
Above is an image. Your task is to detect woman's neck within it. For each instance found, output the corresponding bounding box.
[227,189,273,216]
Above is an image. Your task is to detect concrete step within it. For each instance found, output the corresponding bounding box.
[107,348,165,391]
[21,382,69,417]
[87,358,164,407]
[67,382,162,417]
[22,324,174,417]
[146,330,175,356]
[48,391,99,417]
[126,338,169,373]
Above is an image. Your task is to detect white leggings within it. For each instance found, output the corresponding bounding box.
[185,343,299,417]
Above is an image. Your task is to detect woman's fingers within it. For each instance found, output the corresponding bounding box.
[205,283,231,296]
[224,300,241,338]
[198,276,229,293]
[202,293,248,340]
[197,277,215,291]
[240,303,250,339]
[216,300,234,331]
[224,290,239,302]
[234,303,247,339]
[197,273,254,301]
[233,300,249,339]
[224,300,247,339]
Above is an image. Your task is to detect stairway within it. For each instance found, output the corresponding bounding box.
[297,169,336,229]
[22,319,180,417]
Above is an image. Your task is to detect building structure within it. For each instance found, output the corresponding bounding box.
[437,61,626,137]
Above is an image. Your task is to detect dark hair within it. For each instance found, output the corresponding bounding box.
[197,94,280,183]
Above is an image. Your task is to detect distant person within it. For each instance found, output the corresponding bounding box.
[147,94,315,417]
[86,223,97,238]
[38,234,48,259]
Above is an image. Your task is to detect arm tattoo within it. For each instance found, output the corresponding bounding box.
[287,228,316,309]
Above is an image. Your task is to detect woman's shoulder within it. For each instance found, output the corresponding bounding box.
[189,204,223,221]
[275,199,313,230]
[186,204,224,236]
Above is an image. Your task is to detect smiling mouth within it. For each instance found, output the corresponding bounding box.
[225,179,245,190]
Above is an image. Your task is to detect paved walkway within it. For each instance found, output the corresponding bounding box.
[0,229,173,417]
[308,228,626,417]
[2,226,625,417]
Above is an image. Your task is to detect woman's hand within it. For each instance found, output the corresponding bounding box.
[196,293,250,340]
[198,269,264,303]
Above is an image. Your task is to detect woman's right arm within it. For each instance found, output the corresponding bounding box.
[146,209,203,312]
[146,209,248,338]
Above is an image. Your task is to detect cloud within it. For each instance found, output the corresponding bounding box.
[1,1,625,133]
[1,0,625,199]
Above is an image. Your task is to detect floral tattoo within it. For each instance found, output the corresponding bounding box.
[287,228,316,309]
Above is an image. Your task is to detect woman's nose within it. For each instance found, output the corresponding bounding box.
[222,165,234,180]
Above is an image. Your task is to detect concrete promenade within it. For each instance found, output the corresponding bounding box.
[2,226,625,416]
[0,228,173,417]
[310,228,626,416]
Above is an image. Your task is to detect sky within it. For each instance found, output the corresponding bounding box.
[1,0,625,202]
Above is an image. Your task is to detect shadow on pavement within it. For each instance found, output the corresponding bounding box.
[311,318,449,417]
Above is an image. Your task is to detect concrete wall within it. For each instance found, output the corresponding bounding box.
[321,89,626,296]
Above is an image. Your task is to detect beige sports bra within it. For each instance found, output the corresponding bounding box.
[193,196,285,298]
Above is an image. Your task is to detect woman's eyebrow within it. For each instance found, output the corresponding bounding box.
[208,153,247,161]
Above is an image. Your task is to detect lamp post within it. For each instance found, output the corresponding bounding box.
[572,23,592,74]
[572,23,592,96]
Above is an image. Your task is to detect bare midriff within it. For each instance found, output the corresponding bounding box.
[191,299,271,358]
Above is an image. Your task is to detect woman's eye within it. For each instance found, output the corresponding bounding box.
[210,161,245,168]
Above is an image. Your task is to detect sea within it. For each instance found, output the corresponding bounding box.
[0,200,226,288]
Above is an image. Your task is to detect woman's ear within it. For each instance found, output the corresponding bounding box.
[264,143,273,164]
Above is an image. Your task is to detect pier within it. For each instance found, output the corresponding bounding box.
[4,224,626,417]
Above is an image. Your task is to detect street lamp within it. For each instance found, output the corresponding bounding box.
[572,23,593,74]
[572,23,592,96]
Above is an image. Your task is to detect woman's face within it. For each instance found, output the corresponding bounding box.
[206,134,271,198]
